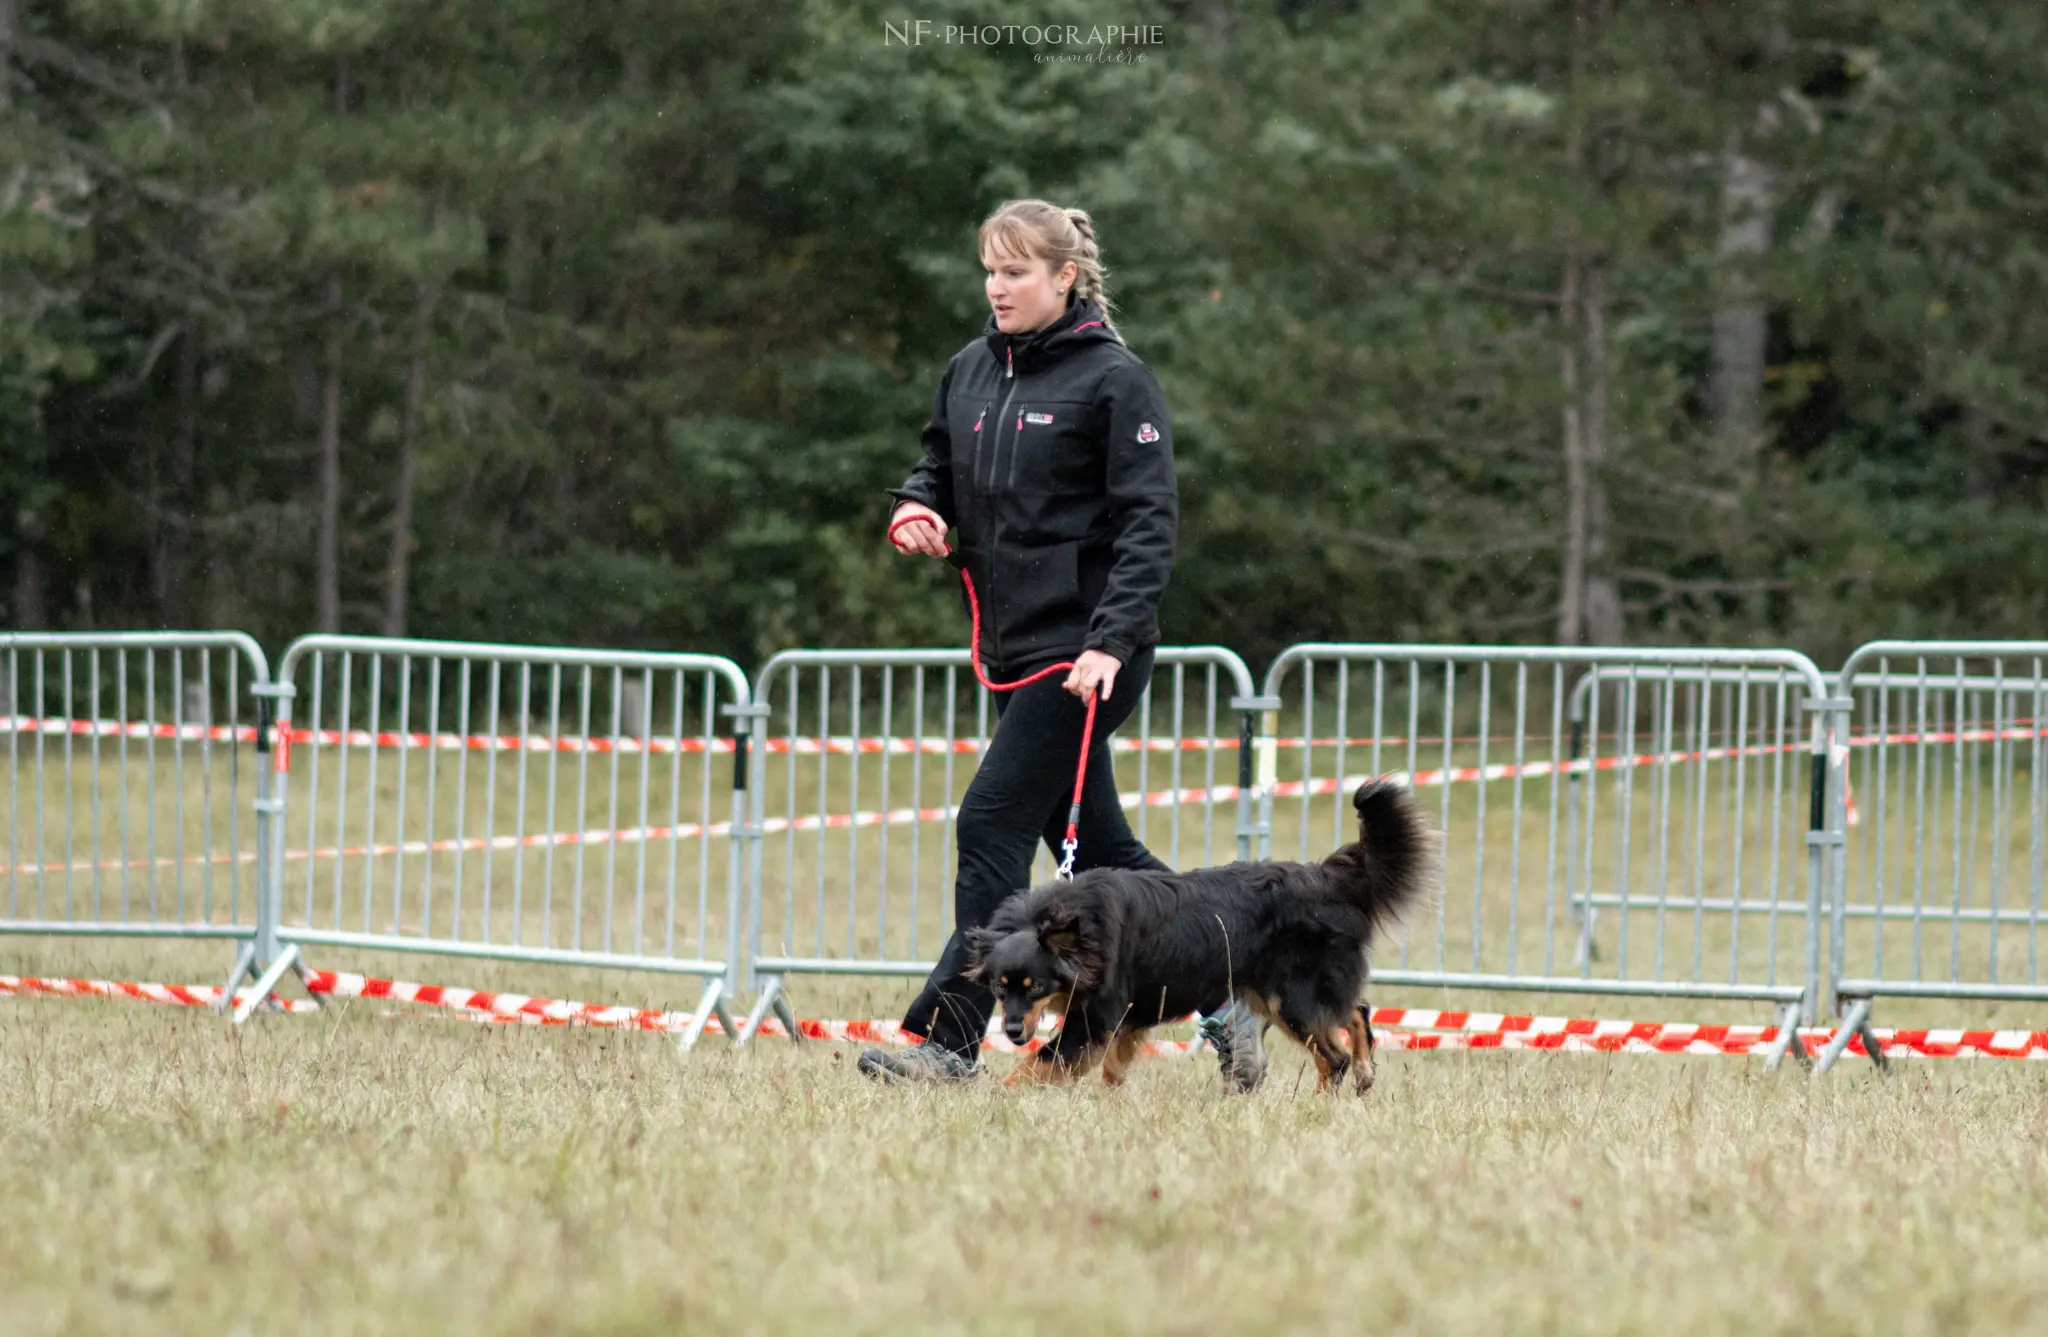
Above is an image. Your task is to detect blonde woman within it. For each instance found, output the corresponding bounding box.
[861,199,1267,1090]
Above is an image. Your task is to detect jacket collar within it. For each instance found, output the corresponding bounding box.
[982,294,1119,376]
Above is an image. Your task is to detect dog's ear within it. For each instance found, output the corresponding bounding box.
[961,924,1002,982]
[1035,903,1107,990]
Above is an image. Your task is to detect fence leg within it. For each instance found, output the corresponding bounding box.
[1813,997,1886,1076]
[1761,999,1811,1073]
[679,978,730,1051]
[217,940,259,1004]
[738,974,801,1046]
[230,943,302,1025]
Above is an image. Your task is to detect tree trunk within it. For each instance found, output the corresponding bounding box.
[383,282,439,638]
[0,0,16,111]
[317,275,344,634]
[1578,254,1623,645]
[153,325,202,623]
[1556,244,1587,646]
[1710,147,1774,446]
[12,518,44,629]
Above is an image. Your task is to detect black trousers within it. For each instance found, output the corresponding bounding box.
[901,643,1169,1057]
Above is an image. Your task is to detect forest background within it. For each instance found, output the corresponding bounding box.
[3,0,2042,669]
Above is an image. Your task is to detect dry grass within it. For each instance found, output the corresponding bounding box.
[3,985,2047,1337]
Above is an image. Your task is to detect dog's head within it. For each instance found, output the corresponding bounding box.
[964,920,1079,1046]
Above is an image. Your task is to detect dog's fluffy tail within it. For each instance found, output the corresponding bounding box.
[1340,778,1440,943]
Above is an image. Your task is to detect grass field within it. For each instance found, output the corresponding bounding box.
[4,979,2047,1337]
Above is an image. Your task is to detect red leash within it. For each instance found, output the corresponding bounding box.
[889,511,1096,880]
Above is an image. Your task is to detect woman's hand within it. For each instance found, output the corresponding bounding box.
[1064,649,1122,704]
[889,501,949,558]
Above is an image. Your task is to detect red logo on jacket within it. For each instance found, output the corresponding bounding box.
[1136,422,1160,443]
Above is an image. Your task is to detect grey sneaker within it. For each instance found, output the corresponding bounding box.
[1200,1000,1270,1093]
[857,1043,978,1084]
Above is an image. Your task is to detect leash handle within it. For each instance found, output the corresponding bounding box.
[890,509,1099,878]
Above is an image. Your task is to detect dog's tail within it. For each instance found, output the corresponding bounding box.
[1336,778,1441,943]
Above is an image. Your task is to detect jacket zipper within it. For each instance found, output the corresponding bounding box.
[985,343,1023,669]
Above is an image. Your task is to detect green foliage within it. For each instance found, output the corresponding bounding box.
[2,0,2043,667]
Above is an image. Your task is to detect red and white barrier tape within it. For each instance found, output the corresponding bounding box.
[15,711,2043,761]
[6,969,2046,1060]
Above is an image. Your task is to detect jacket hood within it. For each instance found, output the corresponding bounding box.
[982,294,1120,375]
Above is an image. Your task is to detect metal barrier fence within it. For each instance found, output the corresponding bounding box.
[25,627,2048,1069]
[735,646,1260,1041]
[1,632,280,995]
[1819,641,2048,1071]
[263,636,755,1045]
[1256,645,1838,1066]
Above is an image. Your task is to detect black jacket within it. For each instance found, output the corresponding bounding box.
[887,295,1178,678]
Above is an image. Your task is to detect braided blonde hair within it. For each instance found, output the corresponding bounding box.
[977,199,1122,341]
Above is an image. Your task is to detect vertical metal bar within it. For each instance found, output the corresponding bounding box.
[1687,674,1713,983]
[1543,665,1564,977]
[1911,664,1930,983]
[1613,670,1639,980]
[57,650,74,921]
[116,649,129,920]
[6,647,18,920]
[877,667,894,954]
[166,649,181,920]
[1168,661,1185,869]
[1648,671,1675,984]
[225,651,241,925]
[938,666,961,959]
[1989,661,2010,983]
[1136,666,1153,849]
[569,664,589,950]
[511,662,533,944]
[1470,661,1491,973]
[331,653,353,930]
[1201,665,1217,868]
[1298,659,1315,863]
[1727,675,1753,984]
[138,652,151,921]
[846,666,862,961]
[780,671,798,959]
[194,650,212,922]
[697,669,714,960]
[910,666,926,956]
[1436,660,1453,974]
[665,668,686,958]
[89,648,103,919]
[392,655,413,936]
[303,654,324,924]
[1332,662,1350,852]
[422,658,442,938]
[814,664,829,961]
[2031,659,2045,986]
[1872,673,1890,977]
[542,664,562,945]
[633,668,654,956]
[362,653,383,933]
[1763,674,1787,985]
[1402,661,1419,971]
[1949,665,1966,982]
[603,665,624,955]
[33,652,47,922]
[451,660,473,935]
[479,660,503,942]
[1507,662,1528,975]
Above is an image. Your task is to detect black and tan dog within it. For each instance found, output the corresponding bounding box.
[964,777,1437,1093]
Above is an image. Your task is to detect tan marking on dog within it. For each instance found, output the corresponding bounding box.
[1100,1029,1148,1086]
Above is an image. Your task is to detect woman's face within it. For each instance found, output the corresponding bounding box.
[984,244,1076,334]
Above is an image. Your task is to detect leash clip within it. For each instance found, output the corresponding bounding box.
[1056,838,1078,882]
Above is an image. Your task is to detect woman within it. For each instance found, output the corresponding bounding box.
[857,199,1266,1089]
